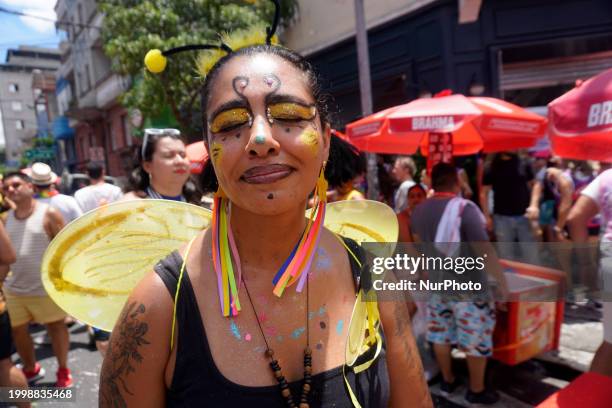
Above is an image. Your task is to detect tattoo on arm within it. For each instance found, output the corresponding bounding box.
[393,302,413,353]
[100,302,150,408]
[392,302,431,404]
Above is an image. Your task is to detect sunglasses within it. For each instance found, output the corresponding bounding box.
[142,128,181,159]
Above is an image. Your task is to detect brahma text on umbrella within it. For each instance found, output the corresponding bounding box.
[412,116,455,131]
[587,100,612,128]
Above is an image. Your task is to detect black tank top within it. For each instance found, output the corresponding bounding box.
[154,237,390,407]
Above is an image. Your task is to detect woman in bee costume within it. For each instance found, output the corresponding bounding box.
[41,1,431,406]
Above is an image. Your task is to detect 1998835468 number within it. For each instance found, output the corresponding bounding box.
[0,387,75,402]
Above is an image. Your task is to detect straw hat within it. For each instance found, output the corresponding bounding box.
[30,162,58,186]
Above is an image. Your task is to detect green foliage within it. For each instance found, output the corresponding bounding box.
[19,155,30,168]
[100,0,297,140]
[33,137,55,148]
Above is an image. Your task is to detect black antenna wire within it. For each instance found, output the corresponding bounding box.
[266,0,281,45]
[162,44,229,57]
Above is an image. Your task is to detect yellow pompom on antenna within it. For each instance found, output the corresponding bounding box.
[144,49,167,74]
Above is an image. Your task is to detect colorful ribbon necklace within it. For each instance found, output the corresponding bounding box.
[211,169,328,317]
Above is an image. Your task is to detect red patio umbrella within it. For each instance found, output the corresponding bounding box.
[185,141,208,174]
[346,94,547,156]
[548,68,612,162]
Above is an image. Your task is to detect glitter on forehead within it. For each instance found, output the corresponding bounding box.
[248,54,281,74]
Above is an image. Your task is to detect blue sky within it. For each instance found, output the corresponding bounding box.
[0,0,63,62]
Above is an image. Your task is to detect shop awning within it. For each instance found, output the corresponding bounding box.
[52,116,74,140]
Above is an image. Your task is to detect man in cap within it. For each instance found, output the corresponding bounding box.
[1,172,72,387]
[30,162,82,225]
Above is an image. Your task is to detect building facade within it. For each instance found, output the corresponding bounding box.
[54,0,135,177]
[283,0,612,127]
[0,47,60,167]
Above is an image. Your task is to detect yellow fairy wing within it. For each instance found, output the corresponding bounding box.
[307,200,398,257]
[318,200,393,403]
[346,290,368,365]
[345,289,382,365]
[41,200,211,331]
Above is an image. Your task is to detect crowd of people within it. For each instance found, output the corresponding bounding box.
[0,127,198,400]
[0,48,610,408]
[0,136,611,407]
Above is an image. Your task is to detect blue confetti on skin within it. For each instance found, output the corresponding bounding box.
[308,311,316,320]
[318,306,326,316]
[291,327,306,339]
[230,320,241,340]
[315,247,332,269]
[336,320,344,335]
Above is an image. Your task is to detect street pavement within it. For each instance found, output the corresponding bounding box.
[430,302,602,407]
[5,323,101,407]
[3,303,602,407]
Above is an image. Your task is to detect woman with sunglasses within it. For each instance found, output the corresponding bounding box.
[122,128,202,204]
[95,129,202,356]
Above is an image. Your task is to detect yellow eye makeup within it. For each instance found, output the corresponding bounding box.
[209,108,251,133]
[267,103,316,122]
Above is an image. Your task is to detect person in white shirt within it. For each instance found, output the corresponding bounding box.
[568,168,612,377]
[74,163,122,213]
[391,156,416,213]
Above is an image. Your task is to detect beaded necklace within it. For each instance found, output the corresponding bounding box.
[241,275,312,408]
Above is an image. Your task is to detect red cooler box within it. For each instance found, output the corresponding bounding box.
[492,260,565,366]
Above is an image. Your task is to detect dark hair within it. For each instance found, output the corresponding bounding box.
[3,171,32,184]
[408,183,426,195]
[126,132,202,204]
[199,44,336,193]
[325,135,365,188]
[431,163,458,191]
[86,162,104,180]
[547,156,562,168]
